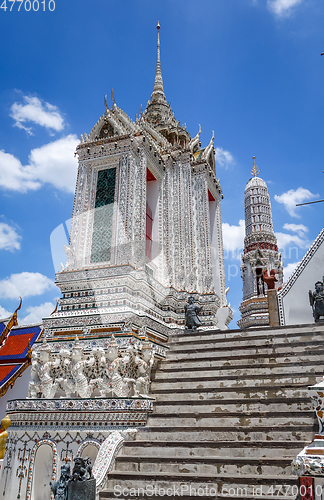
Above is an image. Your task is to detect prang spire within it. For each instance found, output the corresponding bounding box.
[152,22,165,98]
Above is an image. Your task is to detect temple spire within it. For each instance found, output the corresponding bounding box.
[152,22,165,97]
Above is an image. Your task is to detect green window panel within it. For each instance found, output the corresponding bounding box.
[90,168,116,263]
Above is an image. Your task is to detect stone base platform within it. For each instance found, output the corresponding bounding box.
[1,397,148,500]
[6,397,153,430]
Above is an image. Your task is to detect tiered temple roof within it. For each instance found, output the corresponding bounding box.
[0,302,42,397]
[79,24,216,171]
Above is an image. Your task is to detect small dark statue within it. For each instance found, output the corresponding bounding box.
[50,463,70,500]
[67,457,96,500]
[309,280,324,323]
[70,457,87,481]
[50,457,95,500]
[184,296,203,330]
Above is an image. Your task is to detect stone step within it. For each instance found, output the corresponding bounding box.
[151,386,311,401]
[165,343,324,361]
[135,425,315,442]
[146,411,313,427]
[153,400,311,413]
[150,374,320,392]
[158,352,324,371]
[162,354,324,372]
[167,323,324,344]
[115,454,293,476]
[102,471,298,498]
[119,440,304,458]
[167,335,324,353]
[100,324,322,500]
[153,362,323,380]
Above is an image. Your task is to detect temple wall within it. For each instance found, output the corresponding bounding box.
[279,228,324,326]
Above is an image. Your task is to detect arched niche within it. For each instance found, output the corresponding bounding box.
[77,440,100,466]
[27,439,57,500]
[30,443,54,500]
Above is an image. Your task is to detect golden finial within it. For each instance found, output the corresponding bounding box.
[157,21,160,30]
[251,156,260,177]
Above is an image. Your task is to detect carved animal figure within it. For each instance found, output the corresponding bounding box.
[70,457,87,482]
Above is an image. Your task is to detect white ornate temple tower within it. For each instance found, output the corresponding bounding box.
[0,25,233,500]
[43,23,232,339]
[238,158,283,329]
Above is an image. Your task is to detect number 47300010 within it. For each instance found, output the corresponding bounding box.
[0,0,55,11]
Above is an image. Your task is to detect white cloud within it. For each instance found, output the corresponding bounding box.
[283,261,299,280]
[222,219,245,259]
[10,96,64,135]
[20,302,55,325]
[275,231,310,249]
[0,272,55,300]
[0,150,41,191]
[267,0,303,17]
[215,147,235,169]
[0,305,12,318]
[0,135,78,193]
[282,223,308,237]
[0,223,21,251]
[27,135,78,192]
[274,187,318,217]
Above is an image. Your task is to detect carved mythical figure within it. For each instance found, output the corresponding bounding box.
[109,356,133,397]
[105,335,119,362]
[70,339,95,398]
[88,347,109,397]
[28,350,41,398]
[309,280,324,323]
[27,333,155,400]
[53,349,73,398]
[37,341,60,398]
[85,457,94,480]
[184,296,202,330]
[257,276,264,296]
[70,457,87,482]
[50,463,71,500]
[135,349,155,397]
[64,245,75,269]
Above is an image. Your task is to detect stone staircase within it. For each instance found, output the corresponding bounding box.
[100,323,324,499]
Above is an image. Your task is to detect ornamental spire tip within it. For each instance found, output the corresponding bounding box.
[251,156,260,178]
[152,21,164,97]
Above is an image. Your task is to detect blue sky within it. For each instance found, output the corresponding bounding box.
[0,0,323,327]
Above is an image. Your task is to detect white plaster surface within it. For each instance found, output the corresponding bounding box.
[0,366,30,418]
[280,229,324,325]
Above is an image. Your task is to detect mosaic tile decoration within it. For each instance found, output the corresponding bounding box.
[7,397,153,412]
[92,431,125,492]
[90,168,116,264]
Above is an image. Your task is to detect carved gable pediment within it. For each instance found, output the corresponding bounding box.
[99,120,115,139]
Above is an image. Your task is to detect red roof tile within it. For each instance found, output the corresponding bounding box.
[0,365,18,382]
[0,333,34,357]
